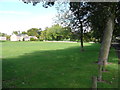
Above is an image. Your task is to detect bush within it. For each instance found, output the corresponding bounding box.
[38,38,44,41]
[22,38,25,41]
[30,38,36,41]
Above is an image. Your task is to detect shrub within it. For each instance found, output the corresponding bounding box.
[30,38,36,41]
[23,38,25,41]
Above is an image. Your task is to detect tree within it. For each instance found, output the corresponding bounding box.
[40,28,48,40]
[70,2,91,51]
[39,25,72,41]
[55,2,89,51]
[0,32,7,37]
[44,24,71,41]
[12,31,20,35]
[84,2,120,81]
[22,0,55,7]
[62,26,72,40]
[22,31,27,34]
[27,28,41,38]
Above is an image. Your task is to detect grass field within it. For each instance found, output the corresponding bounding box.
[1,41,119,88]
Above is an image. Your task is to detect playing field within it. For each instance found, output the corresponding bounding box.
[2,41,119,88]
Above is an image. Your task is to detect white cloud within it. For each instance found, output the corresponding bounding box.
[0,11,31,15]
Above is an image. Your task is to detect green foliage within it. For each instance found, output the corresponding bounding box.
[30,38,36,41]
[27,28,41,38]
[40,29,47,41]
[21,31,27,34]
[40,25,71,41]
[12,31,20,35]
[6,35,10,40]
[86,2,120,42]
[0,32,7,37]
[46,24,63,40]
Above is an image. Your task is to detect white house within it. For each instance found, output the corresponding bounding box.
[10,34,38,41]
[0,37,6,41]
[10,34,28,41]
[10,34,20,41]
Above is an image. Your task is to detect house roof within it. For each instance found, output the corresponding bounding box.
[11,34,37,39]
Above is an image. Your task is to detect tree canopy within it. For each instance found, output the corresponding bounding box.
[40,24,71,41]
[27,28,41,38]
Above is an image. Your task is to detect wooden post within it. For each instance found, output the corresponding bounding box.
[92,76,97,90]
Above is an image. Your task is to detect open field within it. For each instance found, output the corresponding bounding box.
[2,41,119,88]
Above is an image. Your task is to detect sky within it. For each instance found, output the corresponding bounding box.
[0,0,58,35]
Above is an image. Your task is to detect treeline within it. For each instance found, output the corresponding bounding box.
[1,23,117,42]
[11,24,101,42]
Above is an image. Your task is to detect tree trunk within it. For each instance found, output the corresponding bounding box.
[80,21,84,51]
[98,15,114,64]
[98,63,103,81]
[98,14,115,80]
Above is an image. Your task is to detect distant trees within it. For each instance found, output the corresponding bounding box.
[0,32,7,37]
[21,31,27,34]
[30,38,37,41]
[40,28,47,41]
[40,24,72,41]
[27,28,41,38]
[38,24,94,41]
[10,25,74,41]
[12,31,20,35]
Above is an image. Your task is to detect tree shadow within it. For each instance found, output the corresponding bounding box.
[2,43,118,88]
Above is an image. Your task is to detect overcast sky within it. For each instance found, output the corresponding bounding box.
[0,0,57,35]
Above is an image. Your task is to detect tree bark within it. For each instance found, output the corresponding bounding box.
[98,15,114,64]
[98,63,103,81]
[98,14,115,80]
[80,21,84,51]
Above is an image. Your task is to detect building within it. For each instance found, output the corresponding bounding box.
[0,37,6,41]
[10,34,38,41]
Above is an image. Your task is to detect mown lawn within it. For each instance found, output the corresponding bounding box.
[2,41,119,88]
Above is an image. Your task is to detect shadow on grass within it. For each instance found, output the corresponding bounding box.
[0,41,8,42]
[2,43,118,88]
